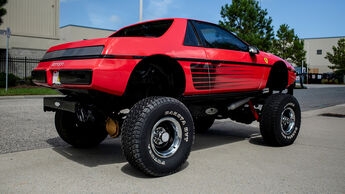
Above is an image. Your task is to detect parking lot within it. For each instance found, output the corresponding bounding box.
[1,85,345,193]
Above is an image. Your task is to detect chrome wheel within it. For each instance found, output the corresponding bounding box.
[150,117,182,158]
[281,107,296,135]
[260,94,301,146]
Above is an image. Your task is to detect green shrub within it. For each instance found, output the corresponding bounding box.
[321,79,328,84]
[0,72,20,88]
[24,76,34,85]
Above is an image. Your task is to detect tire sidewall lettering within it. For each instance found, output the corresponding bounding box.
[164,110,189,142]
[148,144,166,165]
[284,102,295,109]
[147,110,191,165]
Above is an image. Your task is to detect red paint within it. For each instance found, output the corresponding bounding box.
[33,18,296,96]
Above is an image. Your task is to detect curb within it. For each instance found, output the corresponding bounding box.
[303,84,345,89]
[0,95,64,100]
[301,103,345,118]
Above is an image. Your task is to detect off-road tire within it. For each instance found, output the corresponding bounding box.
[121,96,194,176]
[260,94,301,146]
[55,110,108,148]
[193,116,215,133]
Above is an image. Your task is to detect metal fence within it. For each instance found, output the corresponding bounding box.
[0,56,40,79]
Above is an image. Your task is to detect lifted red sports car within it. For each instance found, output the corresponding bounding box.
[32,18,301,176]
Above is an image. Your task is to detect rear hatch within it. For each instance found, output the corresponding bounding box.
[33,38,110,85]
[41,38,110,62]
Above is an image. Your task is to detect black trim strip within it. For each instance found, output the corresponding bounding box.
[194,84,247,90]
[190,63,216,69]
[113,55,145,59]
[192,78,249,83]
[40,55,145,62]
[191,69,216,73]
[192,74,212,78]
[192,78,215,82]
[40,53,273,69]
[176,57,272,67]
[192,73,253,78]
[182,90,262,101]
[58,69,93,72]
[194,81,245,87]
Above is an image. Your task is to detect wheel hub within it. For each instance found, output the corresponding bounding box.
[281,107,296,135]
[150,117,182,158]
[161,132,170,142]
[152,127,170,145]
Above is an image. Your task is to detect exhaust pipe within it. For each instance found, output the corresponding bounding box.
[228,97,254,111]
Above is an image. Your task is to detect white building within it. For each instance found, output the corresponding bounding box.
[59,25,115,43]
[0,0,115,59]
[0,0,60,58]
[303,36,345,74]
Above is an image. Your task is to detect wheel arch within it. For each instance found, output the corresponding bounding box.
[265,61,289,91]
[124,54,186,99]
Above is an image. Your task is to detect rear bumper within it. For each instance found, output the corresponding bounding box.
[44,97,77,113]
[31,58,141,96]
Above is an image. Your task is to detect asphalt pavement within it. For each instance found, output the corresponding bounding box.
[0,85,344,193]
[1,85,344,155]
[294,84,345,111]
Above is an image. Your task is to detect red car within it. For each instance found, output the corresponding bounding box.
[32,18,301,176]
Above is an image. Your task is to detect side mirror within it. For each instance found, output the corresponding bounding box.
[248,46,259,55]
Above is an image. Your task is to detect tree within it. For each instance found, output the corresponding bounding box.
[272,24,306,67]
[0,0,7,25]
[325,38,345,74]
[219,0,274,51]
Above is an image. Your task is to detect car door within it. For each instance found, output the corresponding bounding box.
[191,21,266,93]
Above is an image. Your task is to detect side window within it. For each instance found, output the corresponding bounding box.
[193,21,248,51]
[183,21,200,46]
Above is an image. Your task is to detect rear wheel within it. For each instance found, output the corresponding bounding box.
[121,96,194,176]
[55,110,108,148]
[260,94,301,146]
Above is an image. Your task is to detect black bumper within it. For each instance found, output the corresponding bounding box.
[44,97,77,113]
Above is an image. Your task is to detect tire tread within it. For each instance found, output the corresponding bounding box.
[260,94,301,146]
[121,96,192,176]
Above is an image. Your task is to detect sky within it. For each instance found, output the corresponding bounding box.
[60,0,345,39]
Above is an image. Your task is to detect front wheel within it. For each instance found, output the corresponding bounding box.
[260,94,301,146]
[121,97,194,176]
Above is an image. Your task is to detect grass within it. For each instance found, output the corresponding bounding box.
[0,87,60,96]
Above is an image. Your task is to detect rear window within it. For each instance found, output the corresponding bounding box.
[111,19,173,38]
